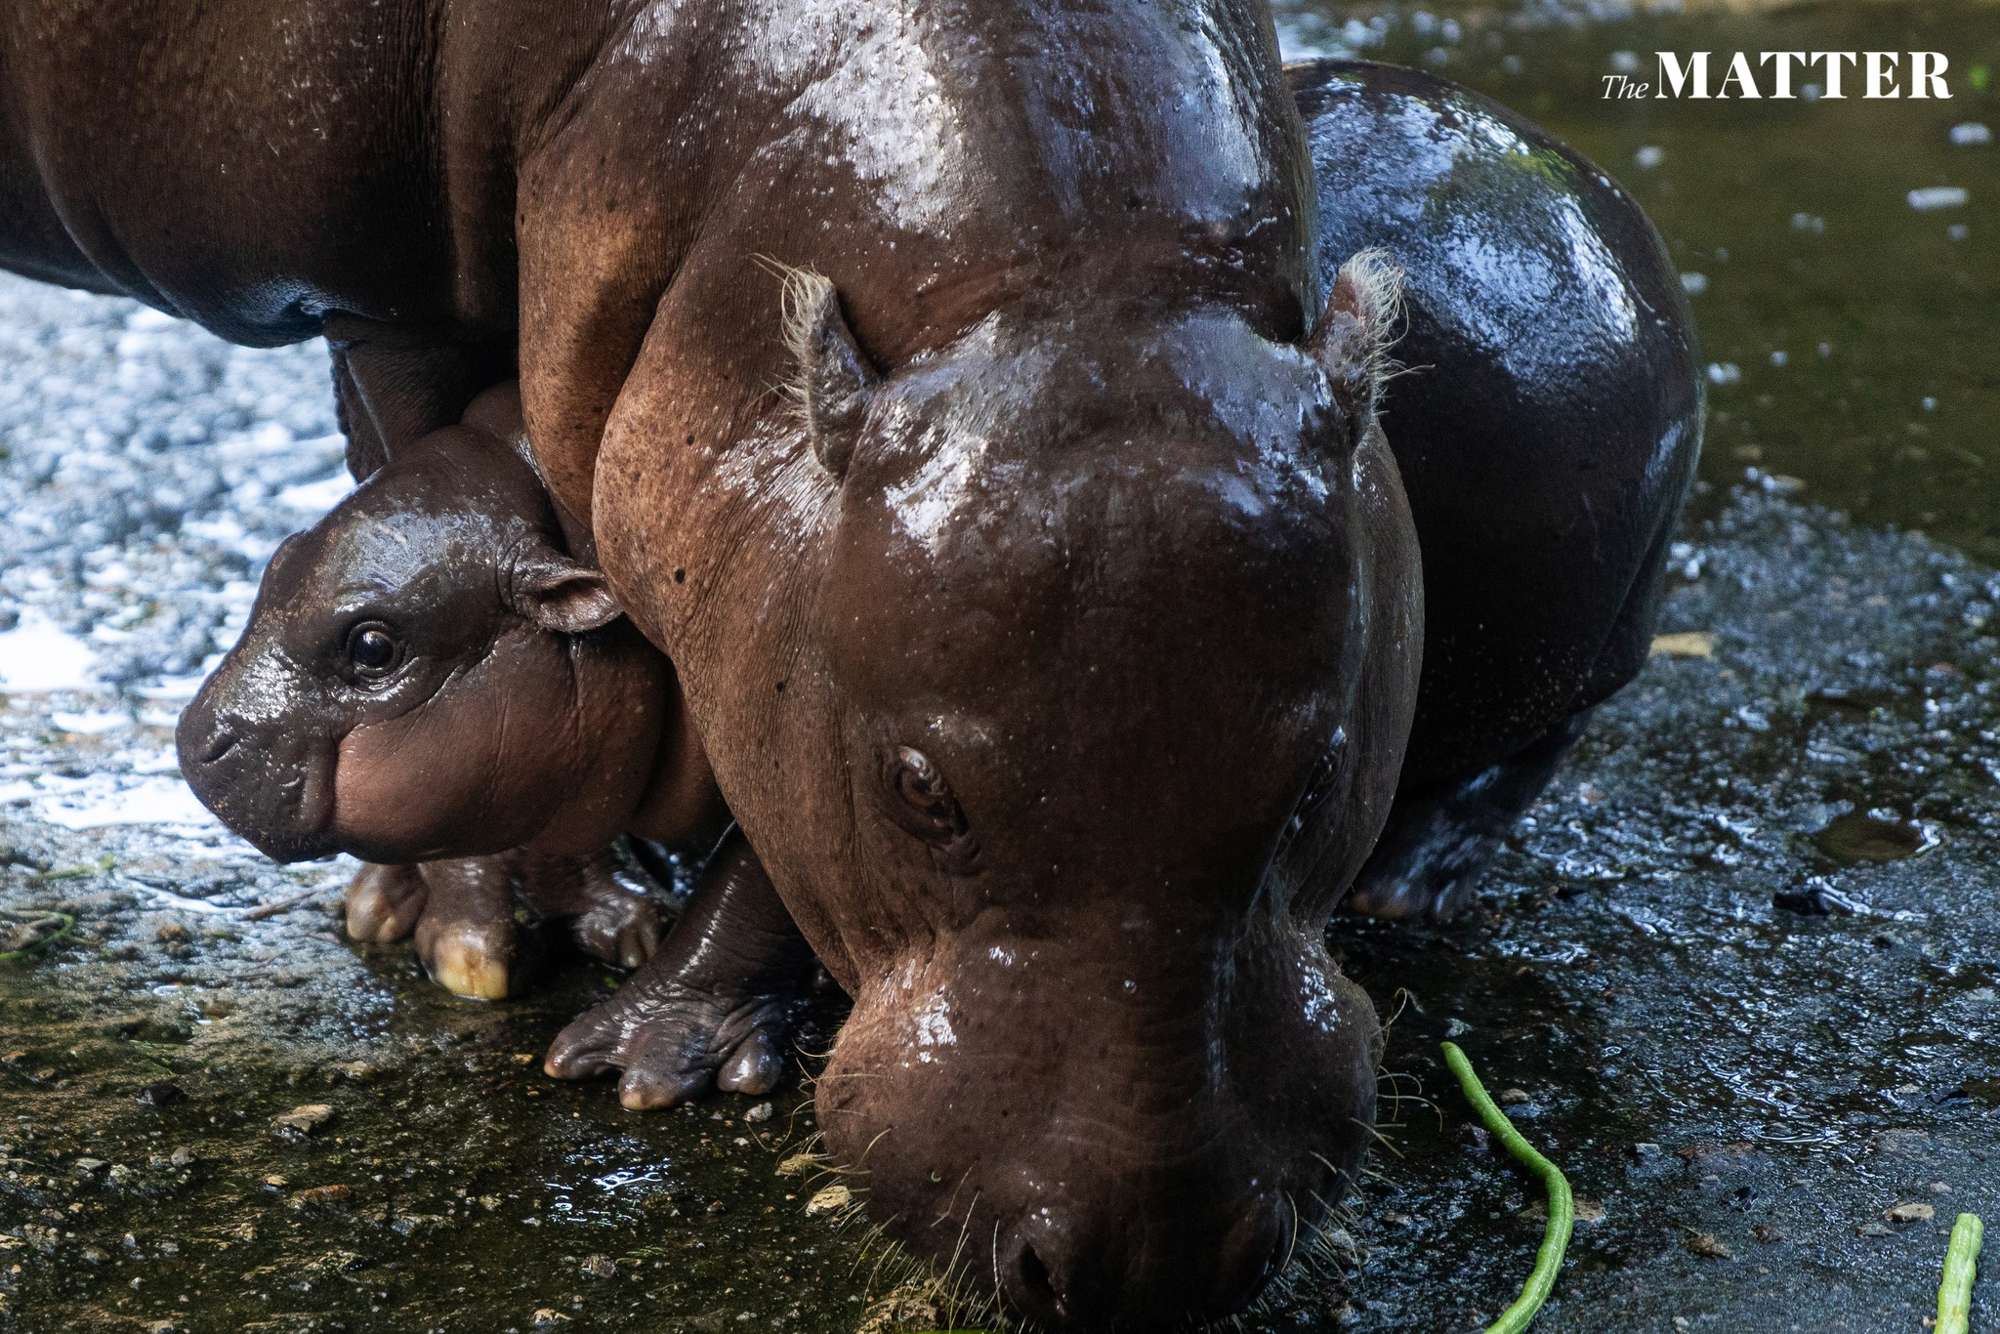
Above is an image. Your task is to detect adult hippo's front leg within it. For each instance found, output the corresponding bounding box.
[546,831,817,1108]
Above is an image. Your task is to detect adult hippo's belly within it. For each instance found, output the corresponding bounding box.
[1295,59,1706,922]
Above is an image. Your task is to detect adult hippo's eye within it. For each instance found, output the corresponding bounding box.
[883,746,979,873]
[344,622,405,679]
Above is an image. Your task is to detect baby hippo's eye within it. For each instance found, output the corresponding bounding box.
[883,746,979,872]
[344,622,405,679]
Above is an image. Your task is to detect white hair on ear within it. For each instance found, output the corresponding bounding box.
[765,259,839,416]
[1330,247,1409,401]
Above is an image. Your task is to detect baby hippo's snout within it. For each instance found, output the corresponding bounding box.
[178,639,340,862]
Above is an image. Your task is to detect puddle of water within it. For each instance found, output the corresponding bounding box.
[1815,810,1940,863]
[0,609,100,694]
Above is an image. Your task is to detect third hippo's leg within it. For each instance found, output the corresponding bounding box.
[544,831,816,1110]
[1344,710,1593,923]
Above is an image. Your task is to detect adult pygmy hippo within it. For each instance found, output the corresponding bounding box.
[177,385,748,1005]
[2,0,1700,1321]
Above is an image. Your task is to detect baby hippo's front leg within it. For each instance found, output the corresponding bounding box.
[545,831,817,1109]
[342,849,667,1000]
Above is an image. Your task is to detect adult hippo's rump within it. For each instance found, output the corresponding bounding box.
[1,2,1699,1324]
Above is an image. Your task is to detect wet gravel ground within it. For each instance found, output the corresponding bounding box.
[2,18,1998,1324]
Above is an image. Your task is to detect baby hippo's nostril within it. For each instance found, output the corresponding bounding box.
[199,730,240,766]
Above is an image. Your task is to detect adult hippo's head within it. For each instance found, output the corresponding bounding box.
[597,254,1422,1326]
[177,394,680,867]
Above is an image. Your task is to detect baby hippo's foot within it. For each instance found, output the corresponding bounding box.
[344,858,526,1000]
[344,862,430,943]
[546,833,816,1110]
[508,842,667,970]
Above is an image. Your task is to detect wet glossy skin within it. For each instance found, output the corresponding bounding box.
[1295,61,1704,920]
[175,399,718,867]
[2,6,1698,1325]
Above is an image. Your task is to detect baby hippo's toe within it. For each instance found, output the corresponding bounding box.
[417,916,519,1001]
[403,857,532,1001]
[344,863,429,943]
[545,978,798,1111]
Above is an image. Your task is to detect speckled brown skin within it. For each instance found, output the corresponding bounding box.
[3,8,1698,1324]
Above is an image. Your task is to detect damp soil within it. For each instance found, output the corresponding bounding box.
[4,4,2000,1332]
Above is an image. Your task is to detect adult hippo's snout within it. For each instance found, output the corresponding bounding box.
[820,926,1383,1326]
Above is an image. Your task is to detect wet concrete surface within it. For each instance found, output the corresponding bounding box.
[4,5,1999,1331]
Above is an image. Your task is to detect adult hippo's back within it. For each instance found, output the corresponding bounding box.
[1,8,1699,1326]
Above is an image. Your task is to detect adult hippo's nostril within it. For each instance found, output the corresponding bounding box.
[994,1192,1293,1328]
[1004,1238,1067,1324]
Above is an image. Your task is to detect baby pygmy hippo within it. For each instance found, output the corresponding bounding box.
[178,385,727,998]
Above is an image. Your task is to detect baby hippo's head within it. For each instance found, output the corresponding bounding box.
[179,423,672,864]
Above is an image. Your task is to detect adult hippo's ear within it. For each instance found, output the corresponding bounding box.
[777,266,879,477]
[507,543,624,634]
[1307,248,1405,423]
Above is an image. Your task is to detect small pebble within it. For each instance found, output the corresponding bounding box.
[1907,187,1969,212]
[1884,1201,1935,1223]
[743,1101,774,1124]
[136,1081,185,1107]
[272,1103,335,1135]
[1686,1232,1732,1259]
[806,1184,852,1217]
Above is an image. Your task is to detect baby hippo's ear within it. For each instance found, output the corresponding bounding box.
[508,543,624,634]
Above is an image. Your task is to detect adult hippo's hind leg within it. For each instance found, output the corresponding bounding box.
[546,831,816,1110]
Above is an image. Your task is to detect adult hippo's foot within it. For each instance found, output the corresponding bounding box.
[546,832,816,1110]
[344,847,669,999]
[1344,712,1593,922]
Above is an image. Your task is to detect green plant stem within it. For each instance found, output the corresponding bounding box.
[1441,1040,1574,1334]
[0,909,76,962]
[1936,1212,1983,1334]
